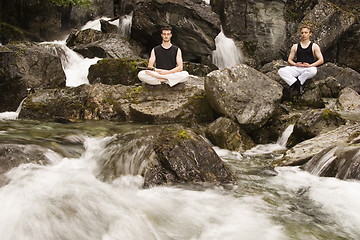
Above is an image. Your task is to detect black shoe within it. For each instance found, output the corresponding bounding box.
[299,84,305,94]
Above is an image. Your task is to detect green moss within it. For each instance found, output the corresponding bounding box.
[133,86,143,94]
[178,130,191,139]
[27,102,48,114]
[322,109,340,120]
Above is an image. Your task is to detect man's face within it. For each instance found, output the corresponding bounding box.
[161,30,172,42]
[300,27,312,40]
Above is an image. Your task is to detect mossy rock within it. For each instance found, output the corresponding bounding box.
[88,58,148,86]
[0,22,41,44]
[286,108,346,148]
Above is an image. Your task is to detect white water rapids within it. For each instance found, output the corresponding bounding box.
[0,121,359,239]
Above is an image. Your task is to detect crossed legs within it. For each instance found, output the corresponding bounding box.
[138,70,189,87]
[278,66,317,86]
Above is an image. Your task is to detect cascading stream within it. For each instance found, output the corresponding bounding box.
[212,30,243,69]
[0,121,359,239]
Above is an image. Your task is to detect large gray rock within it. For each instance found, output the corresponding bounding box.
[336,87,360,115]
[145,127,235,187]
[204,64,283,132]
[0,144,51,175]
[335,23,360,73]
[93,125,235,187]
[129,77,214,124]
[88,58,147,85]
[19,78,214,124]
[18,87,89,122]
[0,22,42,44]
[205,117,255,152]
[130,0,221,63]
[0,42,66,112]
[66,28,140,59]
[275,123,360,166]
[313,63,360,93]
[287,108,346,148]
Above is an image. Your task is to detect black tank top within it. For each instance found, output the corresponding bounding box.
[296,42,315,64]
[154,44,179,70]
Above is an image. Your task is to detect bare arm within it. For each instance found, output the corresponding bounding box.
[147,49,156,69]
[288,44,298,66]
[309,43,324,67]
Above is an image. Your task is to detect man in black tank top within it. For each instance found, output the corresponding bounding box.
[278,25,324,94]
[137,25,189,87]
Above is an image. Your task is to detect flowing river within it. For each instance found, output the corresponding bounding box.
[0,119,359,240]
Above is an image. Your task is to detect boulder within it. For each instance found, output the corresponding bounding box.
[313,63,360,93]
[0,22,41,44]
[287,108,346,147]
[248,106,301,144]
[204,64,283,132]
[183,61,218,77]
[66,29,140,59]
[296,81,325,108]
[0,144,51,175]
[335,23,360,73]
[130,0,221,63]
[100,19,118,34]
[315,76,342,98]
[336,87,360,114]
[93,125,235,187]
[18,87,88,122]
[19,78,214,124]
[66,29,107,47]
[145,127,235,187]
[205,117,255,152]
[129,77,214,124]
[302,145,360,180]
[0,42,66,112]
[275,123,360,166]
[88,58,147,85]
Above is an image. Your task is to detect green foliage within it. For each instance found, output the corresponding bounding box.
[48,0,91,7]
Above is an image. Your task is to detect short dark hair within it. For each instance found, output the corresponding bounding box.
[161,25,172,33]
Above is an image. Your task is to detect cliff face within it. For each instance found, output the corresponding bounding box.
[0,0,114,40]
[216,0,360,70]
[0,0,359,70]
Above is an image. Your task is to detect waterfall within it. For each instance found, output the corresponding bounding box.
[276,124,295,147]
[41,41,100,87]
[0,99,25,120]
[244,124,295,156]
[306,147,338,176]
[119,13,133,37]
[212,30,243,69]
[81,17,120,31]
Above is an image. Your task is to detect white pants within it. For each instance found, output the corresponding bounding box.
[138,70,189,87]
[278,66,317,86]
